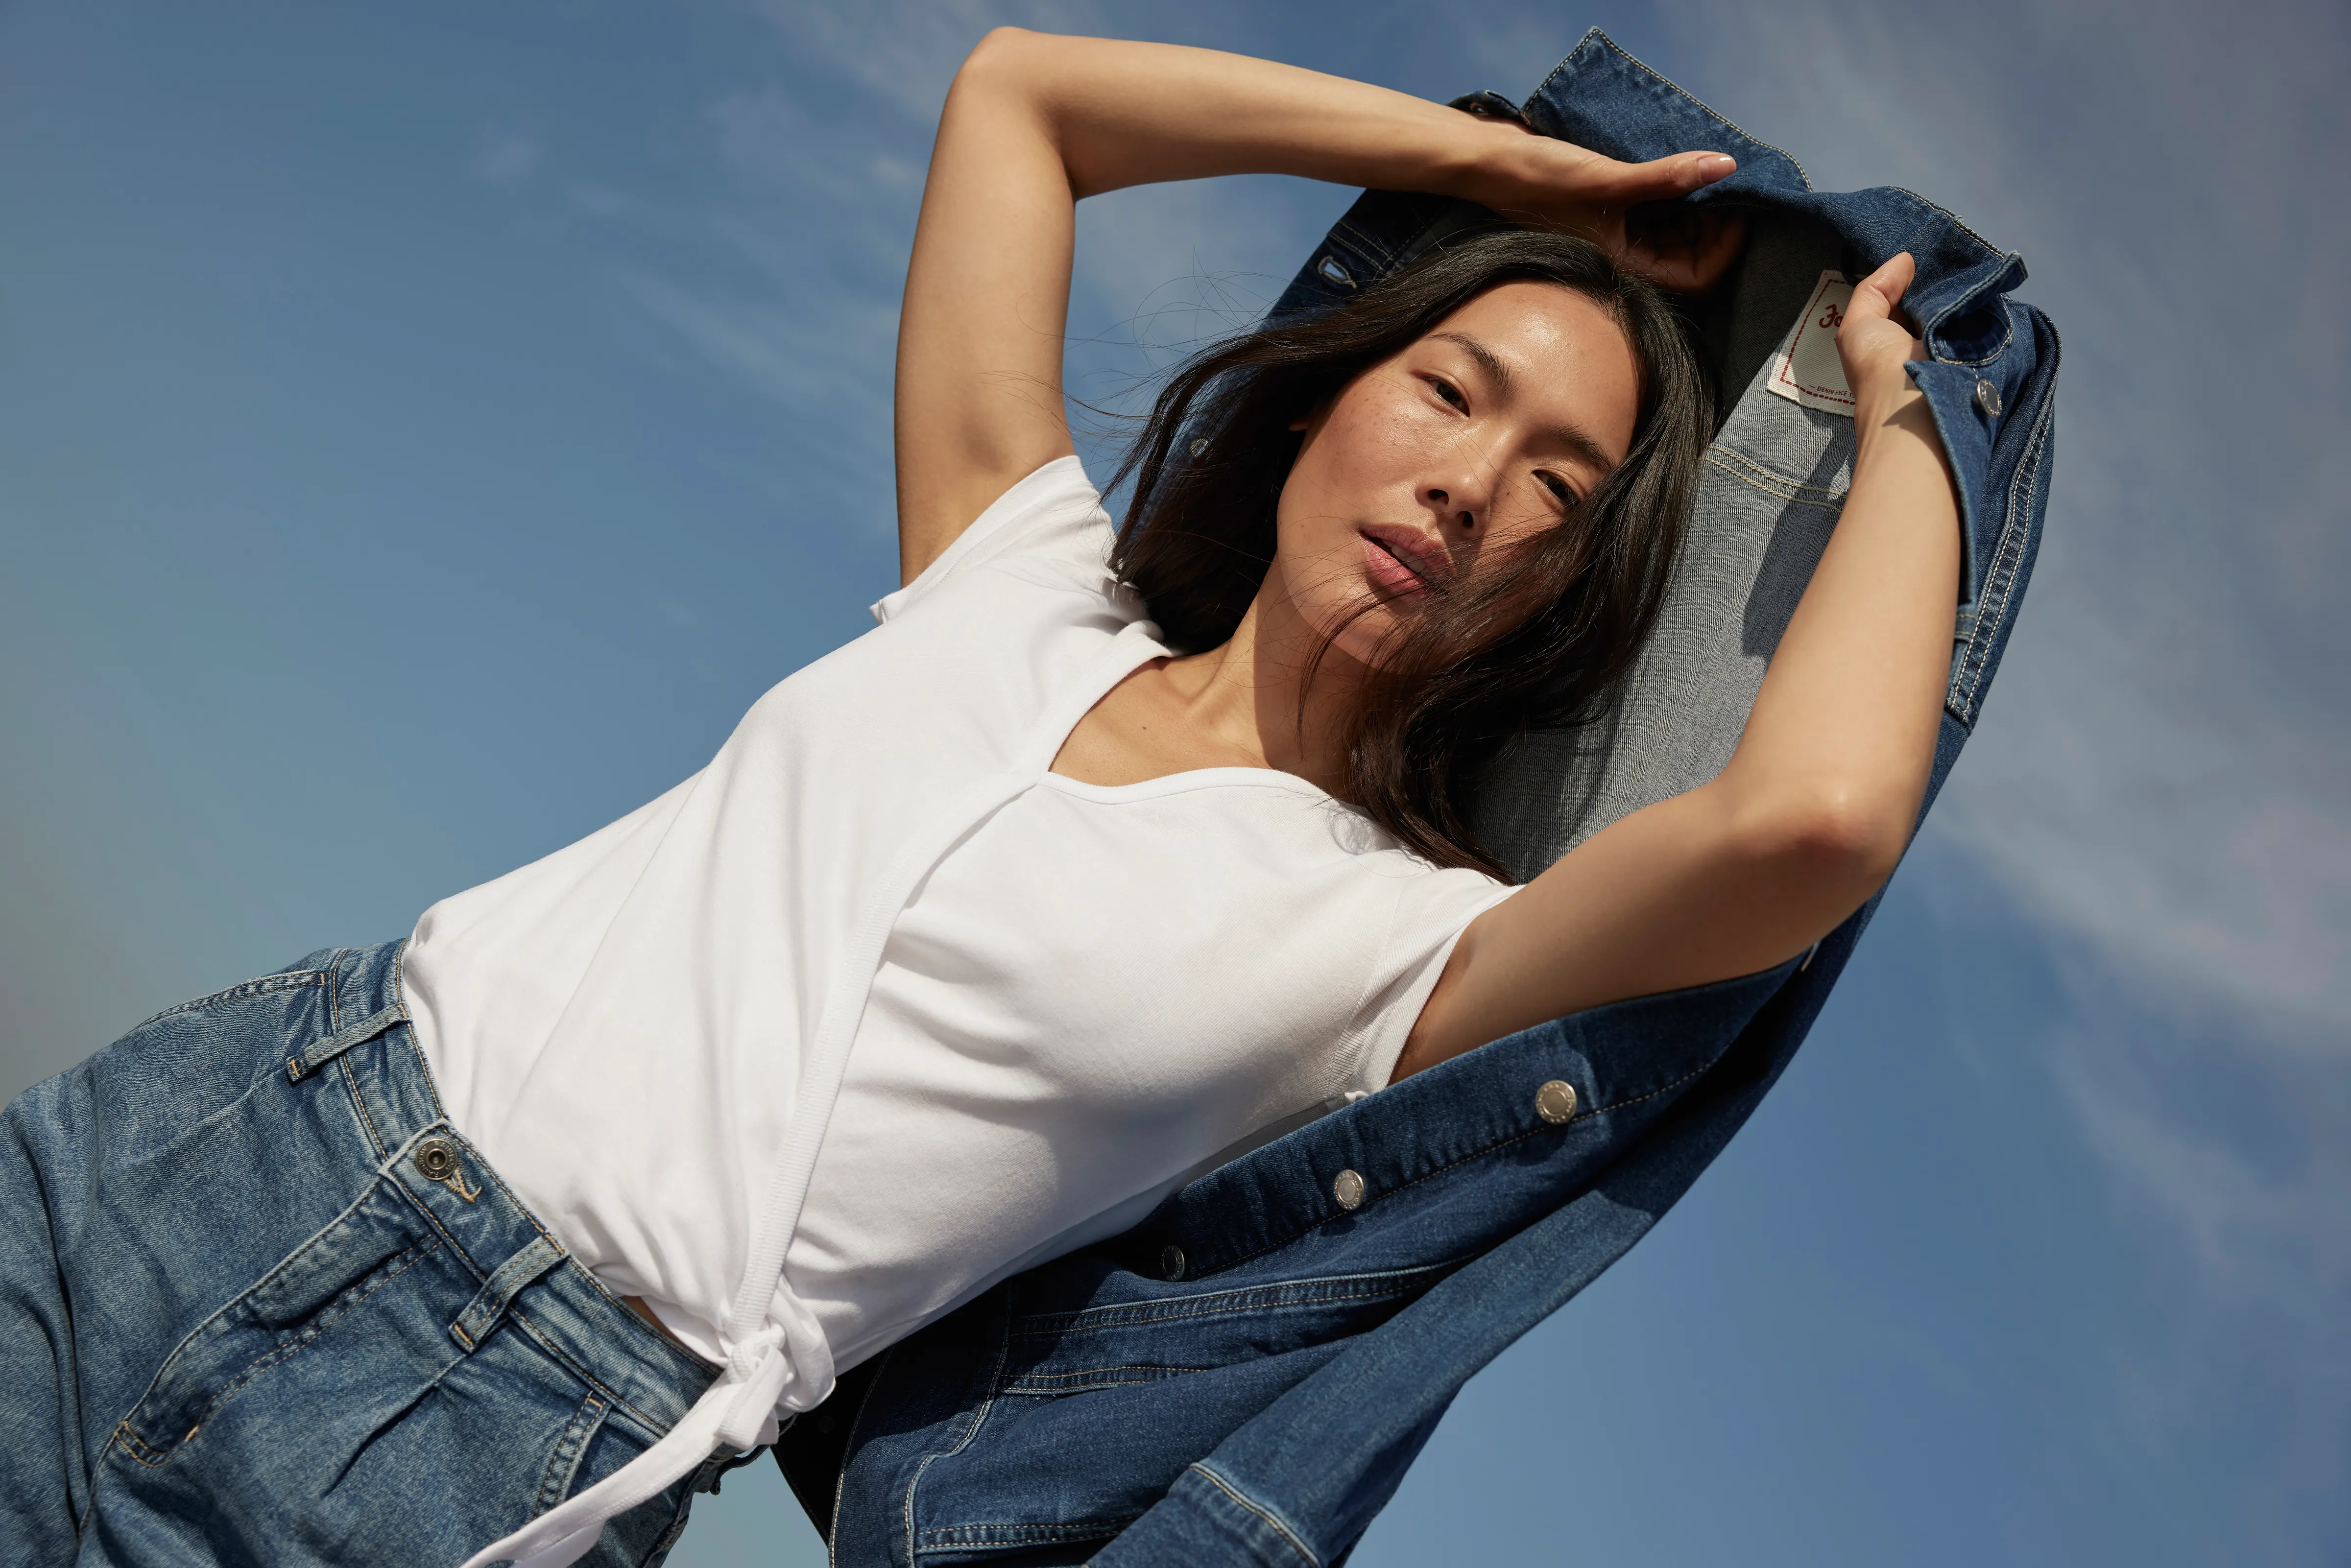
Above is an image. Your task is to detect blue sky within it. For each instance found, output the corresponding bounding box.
[2,2,2344,1564]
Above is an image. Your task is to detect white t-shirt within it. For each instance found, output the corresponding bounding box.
[408,458,1513,1566]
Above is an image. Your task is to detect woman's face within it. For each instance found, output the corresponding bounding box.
[1270,280,1642,666]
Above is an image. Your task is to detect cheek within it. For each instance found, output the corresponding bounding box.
[1296,379,1433,491]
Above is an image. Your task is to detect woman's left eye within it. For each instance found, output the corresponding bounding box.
[1538,473,1578,507]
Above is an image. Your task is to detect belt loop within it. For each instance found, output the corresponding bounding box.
[286,1001,409,1082]
[449,1233,568,1352]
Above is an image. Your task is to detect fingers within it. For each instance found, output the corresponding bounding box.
[1850,251,1917,318]
[1604,148,1738,203]
[1622,208,1748,294]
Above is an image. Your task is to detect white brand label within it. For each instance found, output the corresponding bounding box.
[1766,269,1856,416]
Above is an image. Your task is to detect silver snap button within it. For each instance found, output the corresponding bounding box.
[1332,1169,1365,1211]
[1974,377,2002,418]
[1158,1244,1186,1282]
[413,1137,460,1181]
[1535,1080,1578,1125]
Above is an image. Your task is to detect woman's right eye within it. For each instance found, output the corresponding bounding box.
[1428,377,1468,411]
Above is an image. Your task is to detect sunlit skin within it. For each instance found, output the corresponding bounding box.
[1273,281,1641,666]
[892,29,1960,1087]
[1050,282,1641,795]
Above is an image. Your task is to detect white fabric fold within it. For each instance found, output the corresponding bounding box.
[457,1292,835,1568]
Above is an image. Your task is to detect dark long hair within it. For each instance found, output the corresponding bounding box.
[1108,230,1711,878]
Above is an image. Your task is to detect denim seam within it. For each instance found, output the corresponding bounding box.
[826,1344,895,1568]
[367,1126,693,1423]
[1189,1461,1320,1568]
[128,969,329,1032]
[338,1051,391,1163]
[371,1131,701,1420]
[1705,445,1847,499]
[1536,34,1813,191]
[903,1307,1014,1565]
[999,1367,1205,1395]
[105,1169,399,1464]
[1702,453,1847,513]
[1327,217,1393,271]
[1925,288,2017,367]
[1182,1046,1732,1280]
[112,1232,443,1468]
[1011,1269,1451,1338]
[532,1391,609,1518]
[1950,324,2055,719]
[386,1115,723,1382]
[450,1234,568,1352]
[1877,188,2006,279]
[1004,1362,1205,1380]
[916,1517,1142,1546]
[499,1305,678,1446]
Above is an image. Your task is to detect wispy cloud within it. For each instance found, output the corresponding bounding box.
[1659,0,2351,1042]
[472,129,542,183]
[1655,0,2351,1546]
[743,0,1112,120]
[585,14,1330,533]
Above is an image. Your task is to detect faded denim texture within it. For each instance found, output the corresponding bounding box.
[0,943,733,1567]
[776,31,2058,1568]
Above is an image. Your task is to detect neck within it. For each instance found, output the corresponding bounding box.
[1164,580,1369,796]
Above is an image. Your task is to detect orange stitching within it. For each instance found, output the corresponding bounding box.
[1189,1463,1320,1568]
[121,1236,442,1467]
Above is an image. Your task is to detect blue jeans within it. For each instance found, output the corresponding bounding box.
[0,943,731,1567]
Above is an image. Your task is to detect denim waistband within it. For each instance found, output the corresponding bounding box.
[303,941,718,1441]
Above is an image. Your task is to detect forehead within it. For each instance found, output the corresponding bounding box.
[1417,281,1641,458]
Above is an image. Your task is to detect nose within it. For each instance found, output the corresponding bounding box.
[1420,474,1487,535]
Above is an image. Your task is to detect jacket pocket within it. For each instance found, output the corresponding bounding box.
[997,1260,1456,1397]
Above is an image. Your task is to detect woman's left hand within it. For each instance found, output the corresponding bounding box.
[1836,252,1930,418]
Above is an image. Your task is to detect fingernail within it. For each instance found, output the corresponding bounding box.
[1697,153,1736,182]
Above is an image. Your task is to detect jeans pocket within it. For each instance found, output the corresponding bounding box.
[532,1389,614,1518]
[109,1181,440,1469]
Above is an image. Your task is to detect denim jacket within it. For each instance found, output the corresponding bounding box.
[774,32,2059,1568]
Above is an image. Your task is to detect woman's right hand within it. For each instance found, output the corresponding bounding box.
[1461,122,1746,294]
[894,32,1747,586]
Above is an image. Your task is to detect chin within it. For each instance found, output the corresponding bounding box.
[1319,611,1406,672]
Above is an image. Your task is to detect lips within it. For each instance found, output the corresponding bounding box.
[1357,525,1449,598]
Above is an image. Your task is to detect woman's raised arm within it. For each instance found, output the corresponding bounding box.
[893,29,1743,585]
[1396,255,1962,1079]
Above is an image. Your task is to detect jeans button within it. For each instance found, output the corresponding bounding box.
[1974,377,2002,418]
[1535,1080,1579,1124]
[1332,1169,1365,1211]
[1158,1244,1186,1282]
[413,1137,460,1182]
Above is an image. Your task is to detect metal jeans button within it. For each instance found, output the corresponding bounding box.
[1332,1169,1365,1211]
[1974,377,2002,418]
[1535,1080,1579,1124]
[414,1137,460,1182]
[1158,1244,1186,1282]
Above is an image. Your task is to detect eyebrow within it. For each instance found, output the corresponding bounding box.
[1429,330,1621,477]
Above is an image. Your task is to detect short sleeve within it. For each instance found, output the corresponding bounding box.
[1343,868,1519,1095]
[869,456,1122,626]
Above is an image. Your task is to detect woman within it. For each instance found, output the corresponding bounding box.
[0,29,1959,1568]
